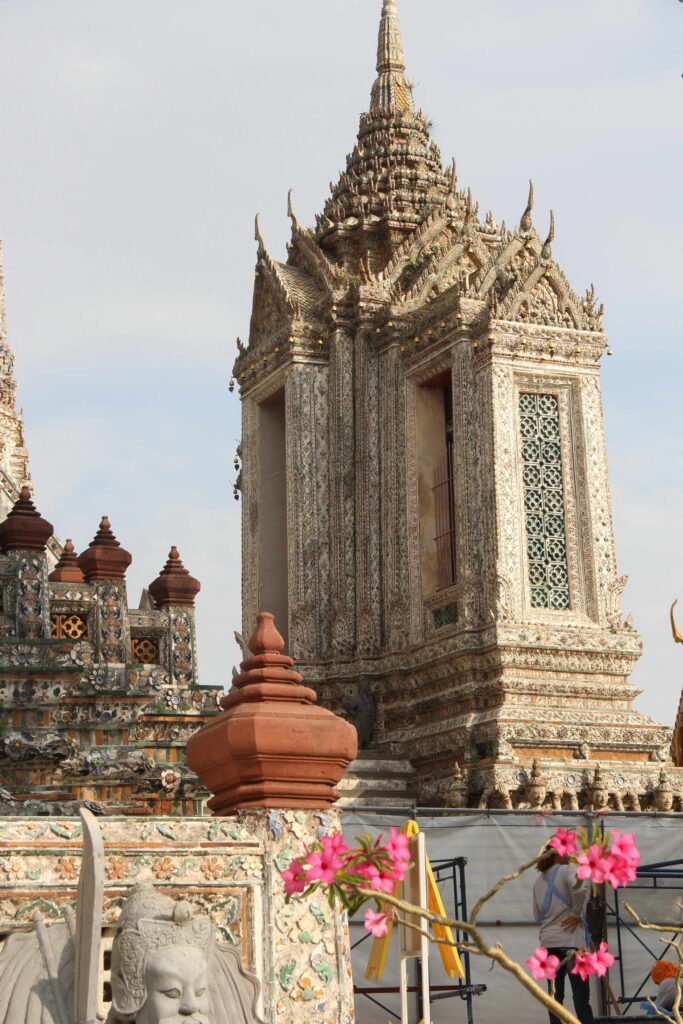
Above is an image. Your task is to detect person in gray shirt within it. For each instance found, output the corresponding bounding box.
[532,846,594,1024]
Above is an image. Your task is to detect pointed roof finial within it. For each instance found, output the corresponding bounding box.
[149,546,200,608]
[449,159,457,193]
[77,515,132,581]
[287,189,302,233]
[541,210,555,260]
[48,539,85,583]
[0,485,54,553]
[520,180,534,232]
[254,214,265,253]
[370,0,414,113]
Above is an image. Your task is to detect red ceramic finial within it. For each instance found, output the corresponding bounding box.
[149,546,201,608]
[248,612,284,655]
[0,486,54,553]
[48,539,85,583]
[77,515,132,581]
[187,610,358,813]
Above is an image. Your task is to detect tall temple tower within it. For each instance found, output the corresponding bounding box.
[0,242,31,518]
[234,0,674,810]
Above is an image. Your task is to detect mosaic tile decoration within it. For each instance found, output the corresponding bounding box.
[519,392,570,610]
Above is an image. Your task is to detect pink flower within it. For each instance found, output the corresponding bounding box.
[576,844,614,885]
[526,947,560,981]
[610,831,639,865]
[591,942,615,977]
[364,908,389,937]
[321,833,349,861]
[281,859,307,895]
[304,842,346,885]
[605,853,637,889]
[355,861,396,894]
[384,828,411,863]
[571,950,599,982]
[388,859,407,883]
[549,828,578,858]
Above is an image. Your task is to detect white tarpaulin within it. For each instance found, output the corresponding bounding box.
[342,811,683,1024]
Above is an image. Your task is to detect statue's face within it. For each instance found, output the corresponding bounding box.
[527,785,546,807]
[137,945,211,1024]
[655,790,674,812]
[592,788,608,809]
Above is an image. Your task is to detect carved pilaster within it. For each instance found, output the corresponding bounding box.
[328,328,356,655]
[355,335,381,653]
[452,336,477,627]
[8,550,50,639]
[286,365,331,660]
[92,581,130,663]
[167,606,198,688]
[579,372,620,625]
[379,343,409,649]
[475,353,503,624]
[241,397,259,638]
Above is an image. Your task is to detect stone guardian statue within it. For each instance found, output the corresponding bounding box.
[0,810,261,1024]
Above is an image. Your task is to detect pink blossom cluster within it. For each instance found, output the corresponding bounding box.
[526,943,615,982]
[525,826,637,986]
[549,826,639,889]
[576,830,639,889]
[280,828,411,937]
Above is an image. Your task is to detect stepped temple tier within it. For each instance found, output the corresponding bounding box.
[0,489,220,815]
[233,0,676,811]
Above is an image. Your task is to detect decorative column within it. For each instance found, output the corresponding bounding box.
[0,486,53,638]
[77,516,132,663]
[149,546,201,689]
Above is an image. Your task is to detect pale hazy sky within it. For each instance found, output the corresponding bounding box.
[0,0,681,727]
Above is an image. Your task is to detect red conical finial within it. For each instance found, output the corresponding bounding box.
[77,515,132,581]
[48,539,85,583]
[148,546,201,608]
[0,486,54,553]
[186,610,358,814]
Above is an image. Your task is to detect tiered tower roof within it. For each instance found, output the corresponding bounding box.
[235,0,605,388]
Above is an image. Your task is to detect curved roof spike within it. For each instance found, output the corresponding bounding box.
[287,189,303,233]
[541,210,555,260]
[520,179,534,232]
[254,213,265,252]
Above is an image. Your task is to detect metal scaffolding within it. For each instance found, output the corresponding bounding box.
[605,856,683,1017]
[352,855,486,1024]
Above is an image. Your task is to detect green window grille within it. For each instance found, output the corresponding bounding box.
[519,393,570,610]
[432,602,458,629]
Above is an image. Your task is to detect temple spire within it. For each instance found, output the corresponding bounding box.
[0,240,6,346]
[0,240,17,412]
[370,0,414,113]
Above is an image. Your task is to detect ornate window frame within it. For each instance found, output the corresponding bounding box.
[404,342,460,641]
[513,372,598,624]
